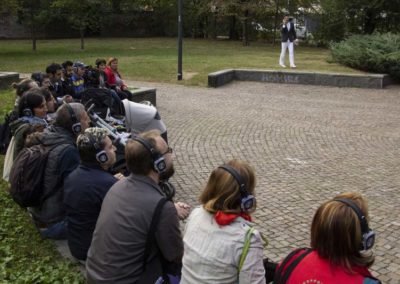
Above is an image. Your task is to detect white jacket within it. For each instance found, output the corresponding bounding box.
[181,207,266,284]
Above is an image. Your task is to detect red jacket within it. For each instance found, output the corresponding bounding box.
[280,250,377,284]
[104,66,127,90]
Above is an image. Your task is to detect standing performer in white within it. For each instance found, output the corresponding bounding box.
[279,14,298,68]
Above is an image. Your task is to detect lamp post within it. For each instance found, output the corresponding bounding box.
[177,0,183,81]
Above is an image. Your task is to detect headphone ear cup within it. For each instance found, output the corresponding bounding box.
[96,150,108,164]
[23,108,33,117]
[72,122,82,135]
[241,195,256,213]
[154,156,166,173]
[362,230,375,251]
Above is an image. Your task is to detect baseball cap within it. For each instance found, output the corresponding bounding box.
[73,61,87,69]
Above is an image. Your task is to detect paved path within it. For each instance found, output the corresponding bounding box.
[128,80,400,283]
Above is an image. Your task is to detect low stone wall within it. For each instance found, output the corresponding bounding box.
[208,70,235,89]
[130,87,157,106]
[208,69,392,89]
[0,72,19,89]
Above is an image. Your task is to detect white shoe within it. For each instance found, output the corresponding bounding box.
[290,65,297,68]
[279,63,286,68]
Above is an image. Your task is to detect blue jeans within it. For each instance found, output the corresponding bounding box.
[109,89,123,114]
[40,219,68,240]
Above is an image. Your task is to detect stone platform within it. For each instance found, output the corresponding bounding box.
[0,72,19,89]
[208,69,392,89]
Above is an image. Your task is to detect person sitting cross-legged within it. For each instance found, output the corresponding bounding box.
[27,103,91,239]
[273,192,380,284]
[63,127,121,261]
[86,130,184,283]
[70,61,87,100]
[180,159,267,284]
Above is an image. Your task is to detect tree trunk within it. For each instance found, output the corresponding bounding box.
[32,36,37,51]
[80,27,85,50]
[273,0,280,46]
[204,16,208,38]
[30,8,36,51]
[229,16,238,40]
[211,13,217,39]
[242,10,249,46]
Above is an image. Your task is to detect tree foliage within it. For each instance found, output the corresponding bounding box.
[1,0,399,47]
[51,0,112,49]
[313,0,400,44]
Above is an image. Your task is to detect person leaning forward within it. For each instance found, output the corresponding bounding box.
[86,130,183,284]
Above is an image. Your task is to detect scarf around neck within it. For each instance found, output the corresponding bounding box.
[214,211,252,226]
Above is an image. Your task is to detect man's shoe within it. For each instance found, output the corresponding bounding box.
[290,65,297,68]
[279,63,286,68]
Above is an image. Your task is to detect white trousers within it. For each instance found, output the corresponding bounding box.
[279,40,295,66]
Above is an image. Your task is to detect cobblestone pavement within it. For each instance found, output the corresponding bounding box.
[130,80,400,283]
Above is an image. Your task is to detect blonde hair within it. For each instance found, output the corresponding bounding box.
[311,192,375,272]
[199,159,256,214]
[106,57,118,66]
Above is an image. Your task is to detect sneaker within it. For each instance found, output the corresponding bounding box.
[279,63,286,68]
[290,65,297,68]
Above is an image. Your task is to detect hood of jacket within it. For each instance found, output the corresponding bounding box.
[26,125,76,148]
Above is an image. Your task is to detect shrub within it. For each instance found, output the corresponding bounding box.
[330,33,400,81]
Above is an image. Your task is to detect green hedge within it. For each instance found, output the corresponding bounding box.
[330,33,400,81]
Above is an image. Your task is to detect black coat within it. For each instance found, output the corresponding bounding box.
[281,22,297,42]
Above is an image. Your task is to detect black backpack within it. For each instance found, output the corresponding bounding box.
[9,143,58,207]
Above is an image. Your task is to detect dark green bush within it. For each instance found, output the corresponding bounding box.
[330,33,400,81]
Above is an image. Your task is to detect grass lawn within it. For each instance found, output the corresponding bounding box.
[0,170,85,283]
[0,90,85,283]
[0,37,362,86]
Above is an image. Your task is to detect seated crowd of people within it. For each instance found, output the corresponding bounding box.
[29,58,132,116]
[1,60,381,283]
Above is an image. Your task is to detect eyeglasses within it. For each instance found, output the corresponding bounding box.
[161,147,173,155]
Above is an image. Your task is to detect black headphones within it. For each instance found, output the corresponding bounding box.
[132,136,166,173]
[159,180,176,201]
[22,98,33,117]
[22,108,33,117]
[88,134,108,164]
[334,198,376,251]
[64,103,82,135]
[218,165,256,213]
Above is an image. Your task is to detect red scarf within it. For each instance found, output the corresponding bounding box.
[214,211,252,226]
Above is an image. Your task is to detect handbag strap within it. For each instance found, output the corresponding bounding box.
[238,227,255,272]
[142,197,168,272]
[273,248,312,284]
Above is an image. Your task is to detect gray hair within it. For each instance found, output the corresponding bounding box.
[55,103,86,130]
